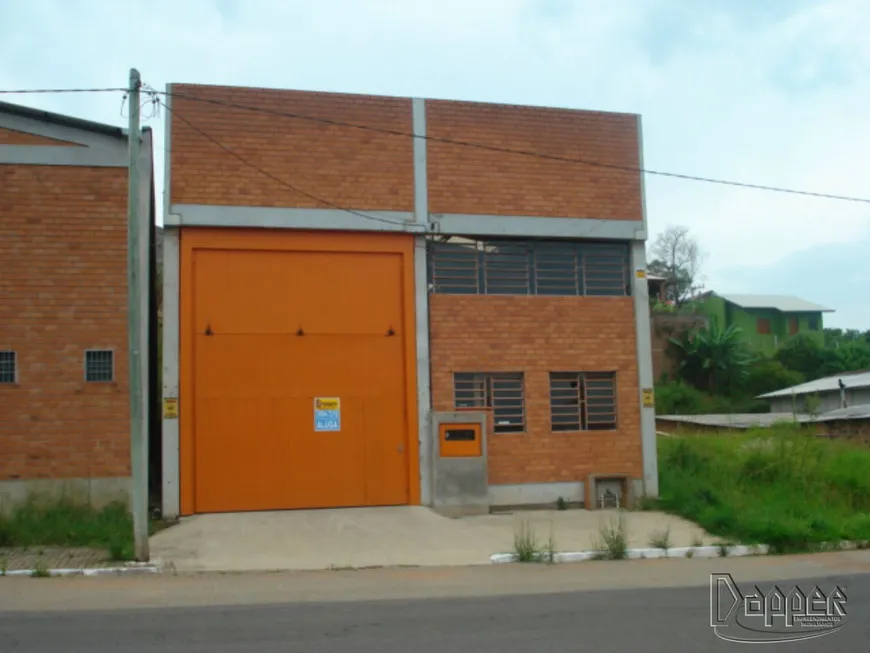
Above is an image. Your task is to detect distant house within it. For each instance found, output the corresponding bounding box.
[757,371,870,414]
[696,292,833,353]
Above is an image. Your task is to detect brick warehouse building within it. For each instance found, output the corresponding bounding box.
[0,101,157,511]
[161,83,658,518]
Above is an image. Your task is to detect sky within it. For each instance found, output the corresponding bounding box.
[1,0,868,328]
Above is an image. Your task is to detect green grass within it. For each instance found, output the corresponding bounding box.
[0,500,135,561]
[658,424,870,554]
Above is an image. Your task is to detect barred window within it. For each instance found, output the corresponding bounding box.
[429,237,629,297]
[85,350,114,382]
[454,372,525,433]
[0,351,16,384]
[549,372,617,431]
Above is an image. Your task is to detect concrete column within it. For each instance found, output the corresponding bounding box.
[160,227,181,518]
[631,240,659,497]
[412,98,433,506]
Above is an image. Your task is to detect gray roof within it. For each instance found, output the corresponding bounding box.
[757,371,870,399]
[656,413,804,429]
[658,405,870,429]
[0,99,133,140]
[719,293,834,313]
[813,404,870,422]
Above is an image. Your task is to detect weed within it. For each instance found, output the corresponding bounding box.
[685,549,694,558]
[0,556,7,576]
[717,542,730,557]
[635,496,661,512]
[591,511,629,560]
[31,557,50,578]
[691,533,704,548]
[108,539,134,562]
[648,526,672,551]
[513,520,540,563]
[544,524,557,564]
[556,496,567,511]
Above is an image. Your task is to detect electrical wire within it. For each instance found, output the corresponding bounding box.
[159,99,415,228]
[3,85,870,205]
[0,87,126,95]
[155,88,870,205]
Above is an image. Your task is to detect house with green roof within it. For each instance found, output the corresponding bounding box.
[695,292,834,354]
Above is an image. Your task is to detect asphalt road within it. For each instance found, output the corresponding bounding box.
[2,573,867,652]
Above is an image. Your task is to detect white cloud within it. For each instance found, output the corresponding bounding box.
[1,0,868,325]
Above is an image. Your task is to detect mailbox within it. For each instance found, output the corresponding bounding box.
[439,422,482,458]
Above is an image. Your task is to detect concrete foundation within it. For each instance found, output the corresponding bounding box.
[489,482,586,509]
[0,477,131,514]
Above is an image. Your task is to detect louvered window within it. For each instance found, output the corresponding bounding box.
[429,237,629,297]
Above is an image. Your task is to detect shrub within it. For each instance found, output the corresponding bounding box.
[742,358,805,397]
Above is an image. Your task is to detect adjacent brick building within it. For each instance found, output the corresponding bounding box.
[0,101,155,512]
[161,83,657,517]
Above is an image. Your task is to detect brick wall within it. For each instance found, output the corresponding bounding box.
[0,164,130,480]
[0,127,79,146]
[429,295,642,485]
[426,99,641,219]
[168,84,414,211]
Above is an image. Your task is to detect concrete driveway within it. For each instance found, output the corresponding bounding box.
[150,507,711,573]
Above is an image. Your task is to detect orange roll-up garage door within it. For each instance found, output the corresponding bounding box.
[179,229,419,514]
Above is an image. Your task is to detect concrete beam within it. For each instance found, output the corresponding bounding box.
[166,204,423,232]
[431,213,645,241]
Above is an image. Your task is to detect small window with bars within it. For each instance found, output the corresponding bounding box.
[454,372,525,433]
[85,349,114,382]
[0,351,16,384]
[549,372,617,431]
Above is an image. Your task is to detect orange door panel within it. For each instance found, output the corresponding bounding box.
[183,230,416,514]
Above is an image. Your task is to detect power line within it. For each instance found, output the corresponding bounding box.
[158,99,414,228]
[3,85,870,205]
[156,88,870,206]
[0,87,126,95]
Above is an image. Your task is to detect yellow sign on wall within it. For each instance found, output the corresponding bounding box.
[163,398,179,419]
[315,397,340,411]
[641,388,654,408]
[635,269,647,279]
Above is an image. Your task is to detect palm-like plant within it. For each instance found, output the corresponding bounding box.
[668,322,753,394]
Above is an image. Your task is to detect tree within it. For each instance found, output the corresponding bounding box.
[648,225,705,307]
[668,322,754,393]
[824,328,870,348]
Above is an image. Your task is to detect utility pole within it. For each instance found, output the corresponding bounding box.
[127,68,149,561]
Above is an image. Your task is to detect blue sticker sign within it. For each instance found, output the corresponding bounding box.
[314,397,341,432]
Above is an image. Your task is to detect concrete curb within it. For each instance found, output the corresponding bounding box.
[490,544,769,564]
[2,563,160,578]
